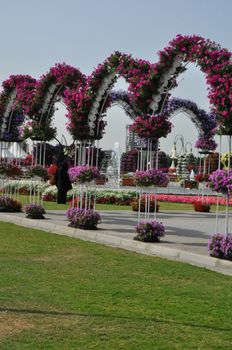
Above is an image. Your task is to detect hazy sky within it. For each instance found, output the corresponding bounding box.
[0,0,231,154]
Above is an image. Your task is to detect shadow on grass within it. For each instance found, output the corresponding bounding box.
[0,307,231,333]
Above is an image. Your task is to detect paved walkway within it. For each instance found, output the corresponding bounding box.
[1,210,232,276]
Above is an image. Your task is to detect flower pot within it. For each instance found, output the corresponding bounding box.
[96,179,106,185]
[122,178,135,186]
[183,181,198,189]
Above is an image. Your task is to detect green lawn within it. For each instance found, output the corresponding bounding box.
[0,222,232,349]
[17,194,231,212]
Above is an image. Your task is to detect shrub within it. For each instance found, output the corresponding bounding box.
[0,163,22,177]
[193,201,211,212]
[208,233,232,260]
[69,196,94,209]
[134,220,165,242]
[29,165,48,180]
[0,196,22,212]
[66,208,101,229]
[24,203,45,219]
[131,198,160,212]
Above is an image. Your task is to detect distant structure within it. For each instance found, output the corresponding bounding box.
[125,125,140,152]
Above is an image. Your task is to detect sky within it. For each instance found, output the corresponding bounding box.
[0,0,231,155]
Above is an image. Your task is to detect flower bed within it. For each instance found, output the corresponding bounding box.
[208,233,232,260]
[66,208,101,229]
[0,196,22,212]
[144,194,232,205]
[24,203,45,219]
[134,220,165,242]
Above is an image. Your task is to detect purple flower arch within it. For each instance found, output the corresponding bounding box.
[108,93,217,149]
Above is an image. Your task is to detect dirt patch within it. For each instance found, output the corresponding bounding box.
[0,313,34,339]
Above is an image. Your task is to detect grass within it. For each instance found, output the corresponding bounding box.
[17,194,231,212]
[0,222,232,349]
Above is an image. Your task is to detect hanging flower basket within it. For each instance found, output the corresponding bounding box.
[208,170,232,195]
[195,137,217,151]
[134,169,168,187]
[66,208,101,229]
[68,166,100,184]
[129,113,172,140]
[134,220,165,242]
[24,203,45,219]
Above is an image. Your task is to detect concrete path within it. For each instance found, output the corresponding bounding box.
[0,210,232,276]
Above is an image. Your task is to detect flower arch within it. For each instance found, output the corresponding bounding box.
[26,63,86,141]
[0,75,37,141]
[1,34,230,142]
[69,34,230,140]
[104,92,217,150]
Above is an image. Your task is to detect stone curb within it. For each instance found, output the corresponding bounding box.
[1,214,232,277]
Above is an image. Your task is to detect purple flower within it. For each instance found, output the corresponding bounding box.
[208,233,232,260]
[134,220,165,242]
[208,169,232,195]
[134,169,168,187]
[68,166,100,183]
[66,208,101,229]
